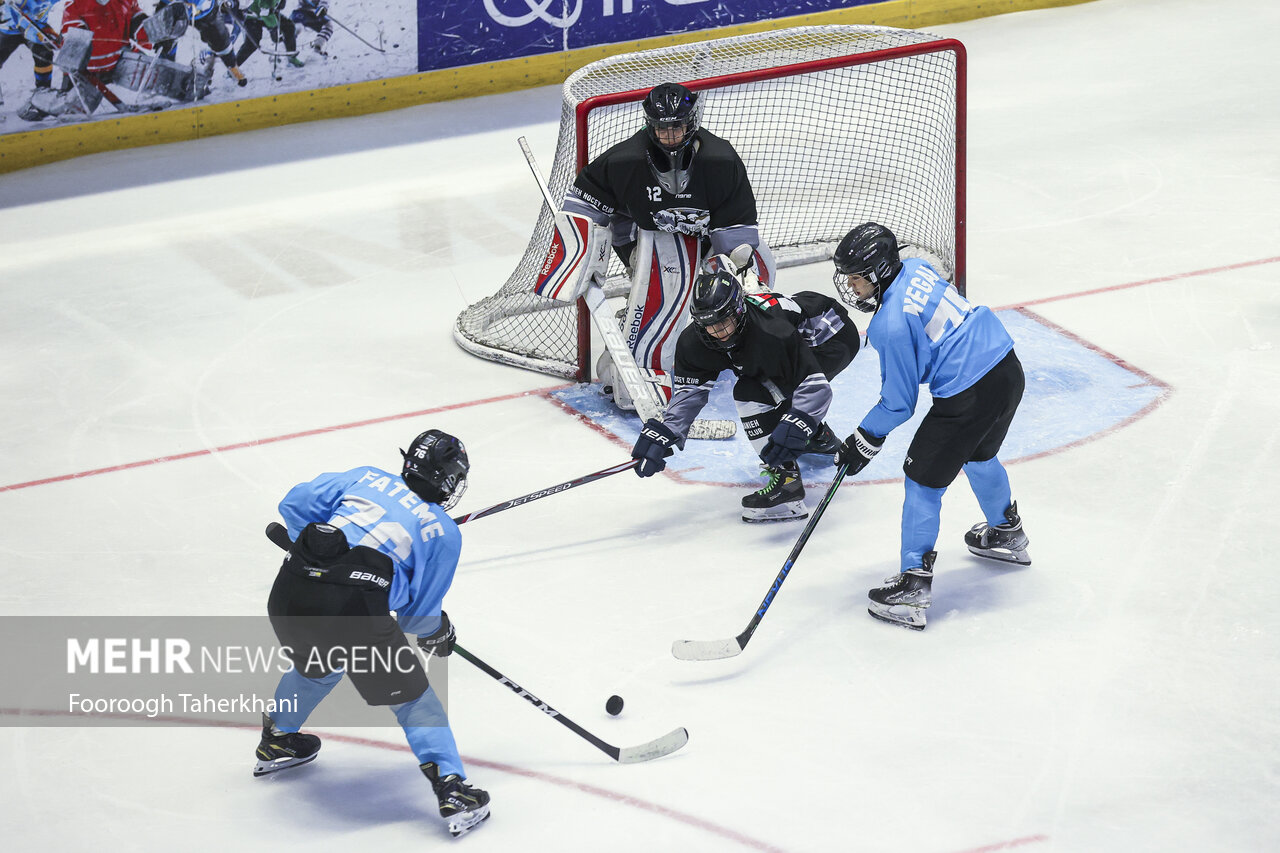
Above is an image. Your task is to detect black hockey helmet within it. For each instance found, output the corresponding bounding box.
[401,429,469,510]
[643,82,701,194]
[832,222,903,313]
[690,269,747,351]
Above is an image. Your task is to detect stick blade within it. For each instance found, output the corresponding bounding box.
[671,637,744,661]
[616,727,689,764]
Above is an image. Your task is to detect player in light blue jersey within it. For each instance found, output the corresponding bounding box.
[256,428,490,837]
[832,223,1031,631]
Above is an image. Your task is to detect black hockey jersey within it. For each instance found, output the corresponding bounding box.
[566,128,758,241]
[662,291,858,440]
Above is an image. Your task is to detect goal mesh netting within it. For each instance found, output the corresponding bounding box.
[454,25,965,380]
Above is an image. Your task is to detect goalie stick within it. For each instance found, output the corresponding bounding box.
[8,4,136,113]
[672,463,850,661]
[264,522,688,764]
[516,136,735,442]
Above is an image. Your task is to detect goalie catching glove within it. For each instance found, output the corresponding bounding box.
[761,410,819,466]
[533,211,611,303]
[631,419,681,477]
[417,611,456,658]
[836,427,885,475]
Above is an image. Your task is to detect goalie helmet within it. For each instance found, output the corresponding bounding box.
[832,222,902,313]
[643,82,701,195]
[690,269,747,351]
[401,429,470,510]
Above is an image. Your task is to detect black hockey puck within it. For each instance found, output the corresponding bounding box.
[605,695,624,716]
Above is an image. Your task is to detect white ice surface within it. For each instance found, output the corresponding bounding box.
[2,1,1279,851]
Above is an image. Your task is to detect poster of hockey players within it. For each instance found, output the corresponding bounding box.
[0,0,416,129]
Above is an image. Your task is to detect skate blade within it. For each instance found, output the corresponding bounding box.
[867,601,927,631]
[967,545,1031,566]
[447,805,491,837]
[741,501,808,523]
[252,752,318,777]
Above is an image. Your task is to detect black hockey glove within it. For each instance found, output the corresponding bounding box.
[836,427,885,475]
[417,611,455,658]
[761,410,819,466]
[631,418,679,477]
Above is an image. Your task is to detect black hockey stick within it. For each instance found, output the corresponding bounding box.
[263,522,688,763]
[672,463,850,661]
[451,459,638,525]
[450,645,687,763]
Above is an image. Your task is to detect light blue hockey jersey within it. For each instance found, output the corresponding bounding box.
[277,467,461,637]
[859,258,1014,439]
[1,0,53,39]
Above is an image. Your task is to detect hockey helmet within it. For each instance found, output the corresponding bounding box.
[401,429,470,510]
[832,222,902,313]
[643,82,701,194]
[690,269,748,351]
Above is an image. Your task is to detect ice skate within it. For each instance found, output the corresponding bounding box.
[422,762,491,837]
[252,713,321,776]
[965,501,1030,565]
[867,551,934,630]
[741,462,807,523]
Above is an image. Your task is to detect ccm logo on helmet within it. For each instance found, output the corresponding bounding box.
[349,570,389,588]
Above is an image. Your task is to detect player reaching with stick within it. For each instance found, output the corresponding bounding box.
[831,223,1031,631]
[630,263,860,521]
[255,429,490,837]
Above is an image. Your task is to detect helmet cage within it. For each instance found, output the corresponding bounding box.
[690,270,748,350]
[832,223,902,314]
[401,429,470,510]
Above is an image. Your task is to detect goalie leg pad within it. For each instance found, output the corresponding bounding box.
[625,230,702,382]
[534,212,610,303]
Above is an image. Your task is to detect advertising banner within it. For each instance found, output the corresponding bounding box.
[421,1,882,71]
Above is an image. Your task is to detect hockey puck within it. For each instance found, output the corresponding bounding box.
[605,695,624,716]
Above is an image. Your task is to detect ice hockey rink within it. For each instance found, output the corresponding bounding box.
[1,0,1278,849]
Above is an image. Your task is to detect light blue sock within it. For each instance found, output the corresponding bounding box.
[963,457,1012,526]
[393,687,465,778]
[901,478,946,572]
[271,668,343,732]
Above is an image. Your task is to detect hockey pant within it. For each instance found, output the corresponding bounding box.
[0,33,53,88]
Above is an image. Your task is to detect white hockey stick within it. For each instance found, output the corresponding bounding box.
[517,137,735,441]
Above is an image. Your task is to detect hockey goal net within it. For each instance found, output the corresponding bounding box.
[454,25,966,381]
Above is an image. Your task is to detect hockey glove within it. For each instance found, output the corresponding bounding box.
[631,418,679,477]
[836,427,885,476]
[417,611,455,658]
[761,410,819,466]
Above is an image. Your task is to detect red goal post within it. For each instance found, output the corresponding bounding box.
[454,25,966,382]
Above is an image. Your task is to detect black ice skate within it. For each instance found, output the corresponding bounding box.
[422,762,491,838]
[965,501,1031,565]
[803,422,841,456]
[741,462,807,523]
[867,552,935,631]
[252,713,321,777]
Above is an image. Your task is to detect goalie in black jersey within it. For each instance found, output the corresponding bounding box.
[537,82,777,411]
[630,260,860,522]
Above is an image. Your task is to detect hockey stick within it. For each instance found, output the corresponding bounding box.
[11,7,135,113]
[672,463,850,661]
[516,136,736,442]
[450,645,688,763]
[452,459,638,525]
[327,14,386,53]
[263,522,687,764]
